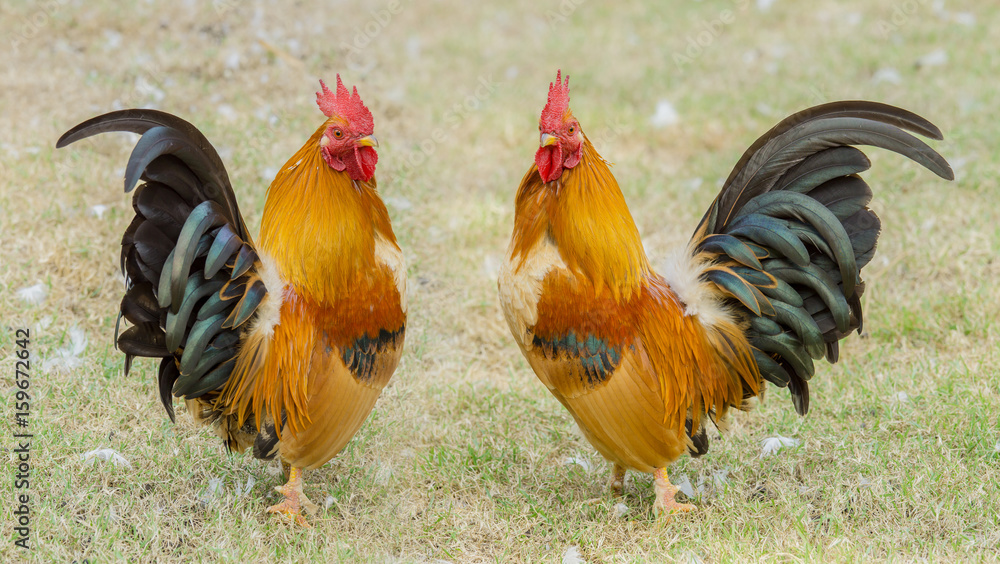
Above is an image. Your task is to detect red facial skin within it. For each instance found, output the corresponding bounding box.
[320,123,378,182]
[535,119,584,183]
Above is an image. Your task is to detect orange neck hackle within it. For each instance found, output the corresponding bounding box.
[223,119,403,439]
[258,121,397,305]
[512,135,651,302]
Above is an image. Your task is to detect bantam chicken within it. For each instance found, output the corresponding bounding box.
[498,71,953,515]
[57,76,406,526]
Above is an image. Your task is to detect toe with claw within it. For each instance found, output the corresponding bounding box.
[653,467,696,517]
[266,466,318,527]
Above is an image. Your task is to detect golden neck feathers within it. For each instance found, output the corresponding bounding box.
[511,136,651,301]
[258,122,396,305]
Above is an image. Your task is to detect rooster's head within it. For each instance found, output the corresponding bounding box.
[535,70,583,183]
[316,76,378,182]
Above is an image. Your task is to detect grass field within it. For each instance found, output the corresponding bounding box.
[2,0,999,561]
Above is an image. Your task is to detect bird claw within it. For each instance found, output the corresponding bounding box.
[652,467,696,518]
[267,499,313,527]
[610,480,624,498]
[266,467,318,526]
[653,497,697,517]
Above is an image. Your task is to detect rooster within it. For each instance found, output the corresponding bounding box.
[57,76,406,526]
[499,71,953,515]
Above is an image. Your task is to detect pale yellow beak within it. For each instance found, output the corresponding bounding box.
[540,133,558,147]
[356,135,379,148]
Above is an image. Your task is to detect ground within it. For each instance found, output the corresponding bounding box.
[1,0,998,562]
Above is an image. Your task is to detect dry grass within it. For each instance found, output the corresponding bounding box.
[2,0,998,562]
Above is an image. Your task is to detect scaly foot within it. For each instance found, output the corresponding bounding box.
[652,467,696,516]
[609,463,626,497]
[266,466,319,527]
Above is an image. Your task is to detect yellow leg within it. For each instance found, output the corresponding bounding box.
[653,467,696,516]
[266,466,319,526]
[609,463,627,497]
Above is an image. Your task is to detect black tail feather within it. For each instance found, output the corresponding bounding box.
[693,102,952,414]
[58,110,267,433]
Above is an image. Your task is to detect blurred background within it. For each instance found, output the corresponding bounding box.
[2,0,997,561]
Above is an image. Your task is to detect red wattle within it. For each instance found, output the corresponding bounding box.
[346,146,379,182]
[321,148,347,172]
[358,146,378,181]
[535,145,562,183]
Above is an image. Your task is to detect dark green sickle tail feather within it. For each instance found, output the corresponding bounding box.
[57,109,268,422]
[691,101,953,415]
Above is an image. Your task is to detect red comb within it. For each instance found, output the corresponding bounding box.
[316,75,374,133]
[539,70,570,131]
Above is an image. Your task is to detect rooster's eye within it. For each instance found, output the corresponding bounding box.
[568,126,575,135]
[333,129,344,139]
